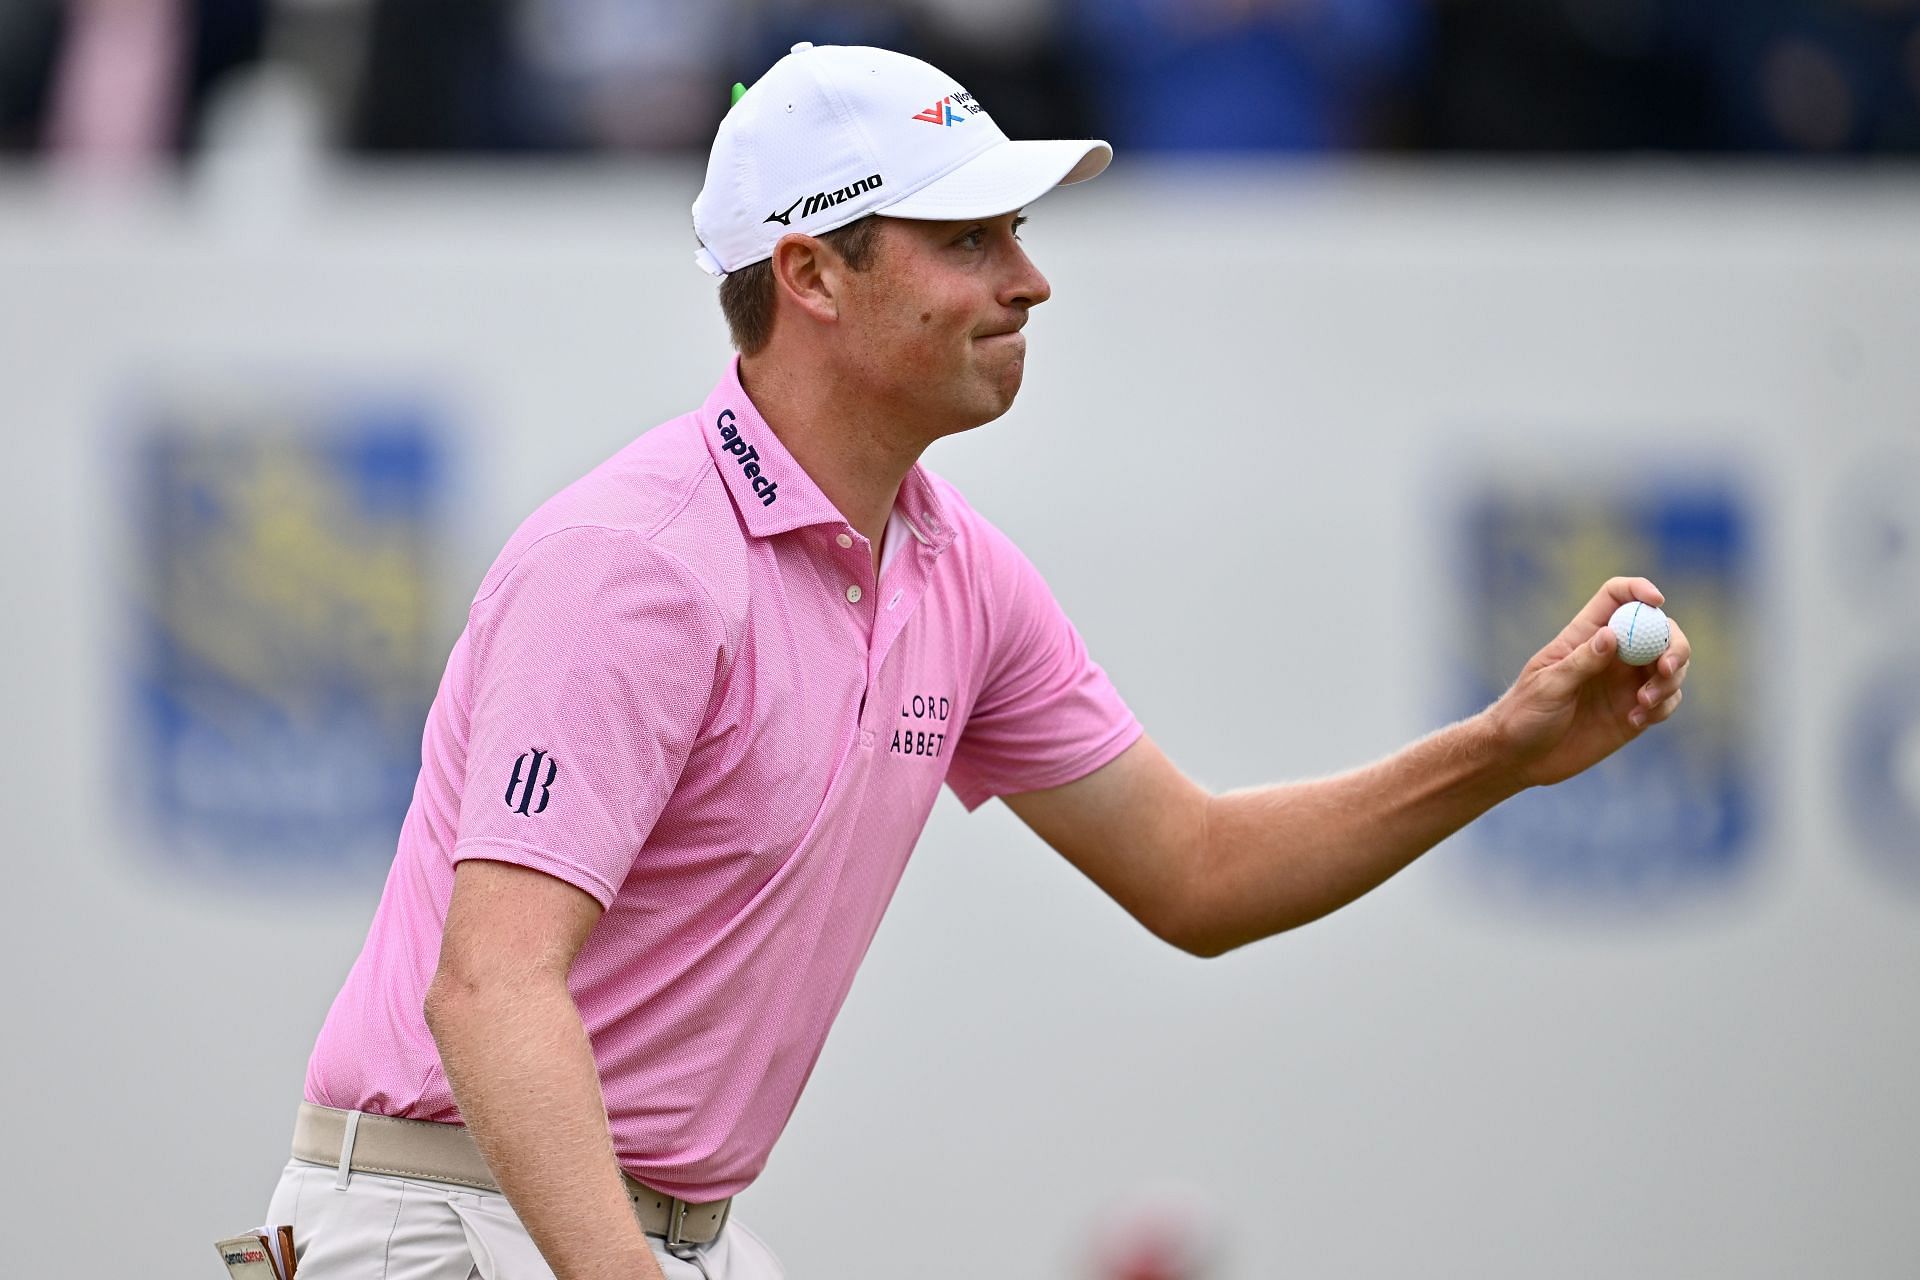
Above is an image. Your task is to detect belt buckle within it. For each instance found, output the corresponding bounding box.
[663,1197,693,1251]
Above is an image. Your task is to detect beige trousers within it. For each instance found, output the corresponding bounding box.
[262,1159,785,1279]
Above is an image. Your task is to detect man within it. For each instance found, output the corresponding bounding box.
[255,42,1691,1280]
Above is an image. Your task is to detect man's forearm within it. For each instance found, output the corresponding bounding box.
[1187,712,1522,955]
[425,975,664,1280]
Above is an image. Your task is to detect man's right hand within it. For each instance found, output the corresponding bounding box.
[1484,576,1692,789]
[425,859,669,1280]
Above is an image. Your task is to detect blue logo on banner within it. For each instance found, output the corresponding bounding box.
[1828,455,1920,893]
[1842,660,1920,890]
[1455,481,1757,909]
[133,399,446,874]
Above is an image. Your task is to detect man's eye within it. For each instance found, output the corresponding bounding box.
[958,228,985,248]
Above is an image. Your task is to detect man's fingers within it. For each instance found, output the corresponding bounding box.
[1638,658,1691,709]
[1543,624,1616,694]
[1595,575,1663,616]
[1579,576,1663,627]
[1647,687,1683,726]
[1659,617,1692,675]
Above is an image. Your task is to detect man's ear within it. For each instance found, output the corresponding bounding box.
[770,233,842,326]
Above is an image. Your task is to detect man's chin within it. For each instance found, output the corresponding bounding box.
[920,356,1027,436]
[932,384,1020,438]
[977,367,1025,426]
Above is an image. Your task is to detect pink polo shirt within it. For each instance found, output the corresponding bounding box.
[305,359,1141,1200]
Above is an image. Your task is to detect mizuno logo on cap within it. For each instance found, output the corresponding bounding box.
[764,173,884,226]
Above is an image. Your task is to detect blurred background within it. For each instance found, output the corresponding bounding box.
[2,2,1917,1278]
[7,0,1920,161]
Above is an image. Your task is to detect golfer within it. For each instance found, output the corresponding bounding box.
[252,41,1692,1280]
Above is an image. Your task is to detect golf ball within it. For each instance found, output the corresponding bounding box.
[1609,600,1671,667]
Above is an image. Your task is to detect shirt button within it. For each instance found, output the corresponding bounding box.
[836,533,853,549]
[846,585,863,604]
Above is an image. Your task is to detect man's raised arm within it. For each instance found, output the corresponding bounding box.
[1004,577,1693,958]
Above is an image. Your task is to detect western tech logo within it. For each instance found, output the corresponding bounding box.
[765,173,884,227]
[913,90,982,126]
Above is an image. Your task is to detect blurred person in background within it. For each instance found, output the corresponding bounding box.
[354,0,745,152]
[8,0,1920,158]
[1697,0,1920,151]
[0,0,62,151]
[348,0,525,151]
[5,0,268,167]
[1417,0,1920,151]
[1061,0,1427,150]
[1416,0,1718,150]
[747,0,1098,144]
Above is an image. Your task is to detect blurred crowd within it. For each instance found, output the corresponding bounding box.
[3,0,1919,165]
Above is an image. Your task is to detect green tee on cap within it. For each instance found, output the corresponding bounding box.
[731,82,747,106]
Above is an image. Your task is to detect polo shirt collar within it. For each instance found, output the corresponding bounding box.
[700,357,955,552]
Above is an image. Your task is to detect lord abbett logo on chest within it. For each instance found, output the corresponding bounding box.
[892,691,950,758]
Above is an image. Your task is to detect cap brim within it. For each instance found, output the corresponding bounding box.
[879,138,1111,221]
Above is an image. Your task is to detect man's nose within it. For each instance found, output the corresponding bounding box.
[1002,242,1052,309]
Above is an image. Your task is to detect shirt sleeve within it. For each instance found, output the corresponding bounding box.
[944,524,1142,812]
[452,526,727,906]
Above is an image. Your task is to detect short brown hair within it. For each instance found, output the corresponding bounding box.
[718,216,884,356]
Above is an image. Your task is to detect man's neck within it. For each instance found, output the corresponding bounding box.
[738,352,927,567]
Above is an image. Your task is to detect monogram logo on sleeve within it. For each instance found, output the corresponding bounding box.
[505,749,558,814]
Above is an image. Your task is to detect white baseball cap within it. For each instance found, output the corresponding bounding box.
[691,42,1111,277]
